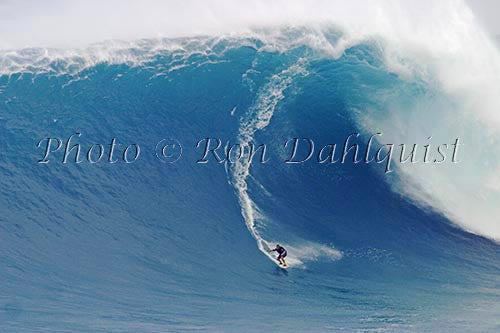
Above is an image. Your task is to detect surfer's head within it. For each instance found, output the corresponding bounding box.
[276,244,280,248]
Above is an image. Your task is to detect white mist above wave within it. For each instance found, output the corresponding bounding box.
[0,0,494,50]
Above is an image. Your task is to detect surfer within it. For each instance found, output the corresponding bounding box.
[268,244,287,266]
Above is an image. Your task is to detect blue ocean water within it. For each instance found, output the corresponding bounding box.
[0,32,499,332]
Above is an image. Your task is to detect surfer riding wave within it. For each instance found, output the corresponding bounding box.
[268,244,287,267]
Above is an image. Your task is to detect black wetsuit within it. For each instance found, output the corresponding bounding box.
[273,246,287,259]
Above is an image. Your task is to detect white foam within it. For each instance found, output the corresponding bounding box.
[276,243,342,268]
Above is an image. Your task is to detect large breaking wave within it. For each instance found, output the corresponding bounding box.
[3,18,499,241]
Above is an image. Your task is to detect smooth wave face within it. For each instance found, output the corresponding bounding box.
[1,2,500,332]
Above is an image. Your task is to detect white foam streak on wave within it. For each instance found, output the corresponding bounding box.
[232,60,308,265]
[231,60,342,268]
[231,60,342,267]
[279,243,342,268]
